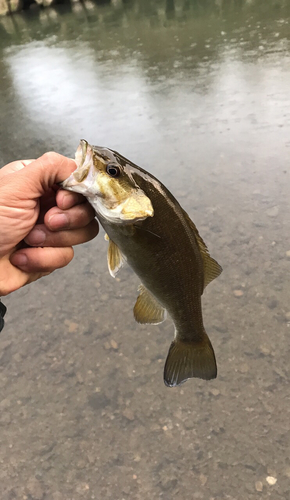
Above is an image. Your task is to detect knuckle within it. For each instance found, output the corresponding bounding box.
[41,151,62,166]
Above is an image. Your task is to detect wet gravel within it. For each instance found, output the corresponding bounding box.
[1,1,290,498]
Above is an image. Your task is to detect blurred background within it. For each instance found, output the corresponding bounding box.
[1,0,290,498]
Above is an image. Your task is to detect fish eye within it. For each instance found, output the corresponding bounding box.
[106,164,120,178]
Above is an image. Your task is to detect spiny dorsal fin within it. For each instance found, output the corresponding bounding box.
[134,284,166,325]
[106,237,126,278]
[182,209,222,290]
[164,334,217,387]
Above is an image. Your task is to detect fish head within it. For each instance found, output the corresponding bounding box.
[61,140,154,224]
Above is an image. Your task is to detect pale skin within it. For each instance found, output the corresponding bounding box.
[0,152,99,296]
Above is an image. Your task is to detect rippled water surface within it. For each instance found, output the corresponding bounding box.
[1,1,290,498]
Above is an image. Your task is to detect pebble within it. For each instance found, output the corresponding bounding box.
[259,346,271,356]
[68,322,79,333]
[64,319,79,333]
[285,250,290,259]
[284,312,290,321]
[209,388,220,396]
[110,339,118,350]
[239,363,249,373]
[255,481,263,492]
[233,289,244,297]
[122,408,135,421]
[266,206,279,217]
[266,476,277,485]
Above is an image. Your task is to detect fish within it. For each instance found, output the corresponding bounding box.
[61,140,222,387]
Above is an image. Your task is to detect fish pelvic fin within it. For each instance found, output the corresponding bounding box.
[163,333,217,387]
[107,237,126,278]
[134,284,166,325]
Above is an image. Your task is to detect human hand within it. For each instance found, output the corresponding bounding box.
[0,152,99,295]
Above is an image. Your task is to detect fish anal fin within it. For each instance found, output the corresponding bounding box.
[182,209,222,290]
[107,238,126,278]
[134,285,166,325]
[163,334,217,387]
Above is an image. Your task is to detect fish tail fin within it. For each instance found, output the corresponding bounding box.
[163,332,217,387]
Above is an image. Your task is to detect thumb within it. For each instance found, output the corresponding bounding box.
[13,152,77,199]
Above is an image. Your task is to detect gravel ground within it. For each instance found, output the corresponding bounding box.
[1,1,290,498]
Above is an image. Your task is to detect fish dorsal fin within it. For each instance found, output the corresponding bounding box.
[182,209,222,290]
[106,236,126,278]
[134,284,166,325]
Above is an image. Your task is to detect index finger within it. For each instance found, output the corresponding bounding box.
[0,159,35,177]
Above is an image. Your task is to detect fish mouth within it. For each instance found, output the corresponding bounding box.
[60,139,94,193]
[75,139,89,170]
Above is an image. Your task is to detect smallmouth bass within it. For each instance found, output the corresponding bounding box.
[61,140,222,387]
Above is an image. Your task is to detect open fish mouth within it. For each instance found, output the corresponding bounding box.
[75,139,90,170]
[60,139,95,193]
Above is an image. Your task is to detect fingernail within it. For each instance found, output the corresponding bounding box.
[25,228,46,246]
[48,213,69,229]
[11,253,28,267]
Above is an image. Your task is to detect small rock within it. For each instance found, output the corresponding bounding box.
[259,346,271,356]
[209,388,220,396]
[233,290,244,297]
[255,481,263,492]
[68,322,79,333]
[285,250,290,259]
[122,408,135,421]
[266,206,279,217]
[239,363,249,373]
[284,312,290,321]
[110,340,118,350]
[266,476,277,485]
[64,319,79,333]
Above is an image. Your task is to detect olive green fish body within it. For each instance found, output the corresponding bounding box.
[61,141,222,387]
[98,172,205,341]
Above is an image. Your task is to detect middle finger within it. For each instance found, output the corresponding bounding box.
[24,219,99,247]
[44,201,96,231]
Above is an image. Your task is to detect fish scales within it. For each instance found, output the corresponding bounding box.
[61,140,222,387]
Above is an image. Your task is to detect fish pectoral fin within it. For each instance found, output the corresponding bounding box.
[120,192,154,221]
[107,238,126,278]
[181,209,222,290]
[133,285,166,325]
[163,333,217,387]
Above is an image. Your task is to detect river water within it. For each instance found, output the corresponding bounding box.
[1,1,290,499]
